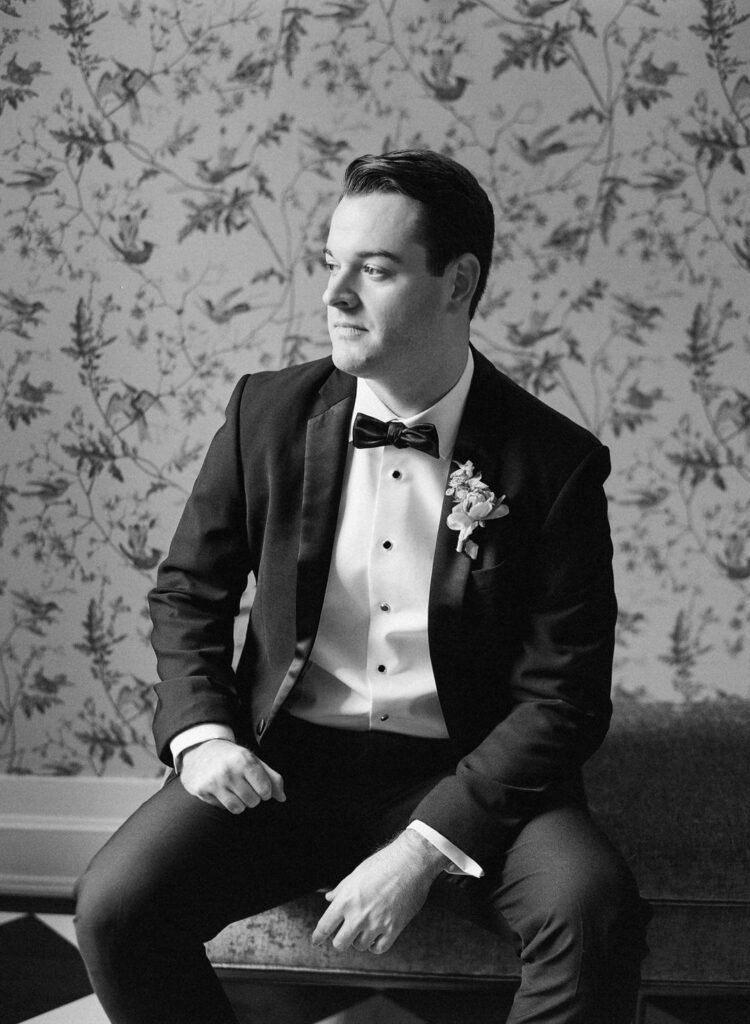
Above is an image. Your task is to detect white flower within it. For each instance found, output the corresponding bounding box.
[446,462,509,559]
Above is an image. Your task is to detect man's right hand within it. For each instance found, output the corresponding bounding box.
[179,739,286,814]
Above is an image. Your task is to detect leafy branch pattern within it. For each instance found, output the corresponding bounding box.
[1,0,748,775]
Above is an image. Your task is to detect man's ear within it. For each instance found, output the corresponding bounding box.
[447,253,481,313]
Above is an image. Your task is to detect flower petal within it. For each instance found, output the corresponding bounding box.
[447,510,472,530]
[487,502,510,520]
[468,499,494,520]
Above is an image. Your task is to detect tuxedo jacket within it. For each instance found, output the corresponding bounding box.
[149,346,617,868]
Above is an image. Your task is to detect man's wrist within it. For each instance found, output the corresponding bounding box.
[397,827,451,880]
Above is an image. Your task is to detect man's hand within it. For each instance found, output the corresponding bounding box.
[179,738,285,814]
[311,830,450,955]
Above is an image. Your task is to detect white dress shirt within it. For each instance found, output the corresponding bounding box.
[171,351,483,877]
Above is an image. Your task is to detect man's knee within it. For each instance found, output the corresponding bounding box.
[534,845,638,931]
[75,849,149,963]
[496,810,645,958]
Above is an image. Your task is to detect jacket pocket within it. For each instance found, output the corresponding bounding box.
[469,559,510,594]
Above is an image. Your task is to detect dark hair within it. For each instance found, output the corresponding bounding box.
[341,149,494,319]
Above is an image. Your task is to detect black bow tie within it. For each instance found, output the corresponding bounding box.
[352,412,440,459]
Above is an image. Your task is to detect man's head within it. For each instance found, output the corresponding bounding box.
[340,149,494,320]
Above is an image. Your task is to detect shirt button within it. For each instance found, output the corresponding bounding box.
[382,540,392,550]
[379,602,390,612]
[380,714,389,722]
[377,664,387,673]
[392,470,401,479]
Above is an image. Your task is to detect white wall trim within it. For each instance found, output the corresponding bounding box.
[0,774,164,898]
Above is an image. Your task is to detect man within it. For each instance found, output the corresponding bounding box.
[75,150,647,1023]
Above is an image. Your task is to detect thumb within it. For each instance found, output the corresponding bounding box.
[256,757,286,802]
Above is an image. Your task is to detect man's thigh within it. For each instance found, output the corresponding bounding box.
[76,771,360,943]
[433,803,643,935]
[491,803,640,919]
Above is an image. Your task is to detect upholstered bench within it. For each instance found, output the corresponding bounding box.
[207,698,750,1023]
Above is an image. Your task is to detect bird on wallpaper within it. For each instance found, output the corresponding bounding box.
[2,53,47,86]
[119,522,162,571]
[515,0,570,18]
[505,311,560,347]
[633,167,687,194]
[228,54,271,89]
[194,147,250,185]
[715,389,750,445]
[620,486,669,510]
[716,534,750,581]
[300,128,349,161]
[625,382,664,411]
[21,477,71,502]
[731,74,750,110]
[515,126,569,165]
[420,49,469,102]
[95,62,158,123]
[118,1,142,27]
[106,385,165,441]
[315,0,369,23]
[199,288,253,324]
[5,165,58,193]
[0,290,47,337]
[109,213,155,265]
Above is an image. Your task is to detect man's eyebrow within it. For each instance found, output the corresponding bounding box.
[323,247,403,263]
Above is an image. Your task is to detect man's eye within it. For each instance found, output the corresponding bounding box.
[363,265,385,277]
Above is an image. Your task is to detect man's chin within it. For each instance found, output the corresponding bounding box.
[331,346,374,378]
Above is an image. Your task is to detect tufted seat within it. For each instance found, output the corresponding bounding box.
[207,698,750,1022]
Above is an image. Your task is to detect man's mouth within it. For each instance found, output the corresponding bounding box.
[332,322,367,333]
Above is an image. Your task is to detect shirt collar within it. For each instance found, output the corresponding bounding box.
[349,349,474,461]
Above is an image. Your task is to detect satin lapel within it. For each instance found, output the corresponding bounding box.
[428,351,507,690]
[270,369,355,715]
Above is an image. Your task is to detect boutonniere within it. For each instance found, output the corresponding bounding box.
[446,460,509,560]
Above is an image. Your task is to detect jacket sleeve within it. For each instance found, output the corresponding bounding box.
[148,376,253,765]
[411,444,617,869]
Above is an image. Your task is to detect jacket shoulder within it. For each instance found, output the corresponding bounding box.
[238,355,337,402]
[474,348,602,458]
[230,355,349,430]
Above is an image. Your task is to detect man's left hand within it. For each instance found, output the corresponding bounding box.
[311,829,450,955]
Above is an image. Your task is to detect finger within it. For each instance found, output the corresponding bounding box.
[256,758,286,802]
[369,934,392,955]
[188,788,223,808]
[351,932,375,952]
[331,924,360,951]
[241,759,276,801]
[227,776,263,810]
[181,776,244,814]
[210,785,252,815]
[311,907,343,947]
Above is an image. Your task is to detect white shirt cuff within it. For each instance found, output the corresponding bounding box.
[170,724,236,771]
[408,820,484,878]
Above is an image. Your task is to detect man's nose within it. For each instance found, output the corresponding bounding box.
[322,271,357,309]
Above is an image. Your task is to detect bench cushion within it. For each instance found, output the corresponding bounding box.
[208,698,750,988]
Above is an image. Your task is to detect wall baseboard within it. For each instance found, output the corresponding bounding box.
[0,774,164,898]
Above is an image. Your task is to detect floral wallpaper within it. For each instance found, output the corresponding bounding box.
[1,0,748,776]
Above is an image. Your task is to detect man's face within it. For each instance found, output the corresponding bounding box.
[322,192,455,394]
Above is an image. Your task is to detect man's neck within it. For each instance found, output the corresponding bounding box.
[364,347,470,419]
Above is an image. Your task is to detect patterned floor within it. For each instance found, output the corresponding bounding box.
[0,908,427,1024]
[4,907,743,1023]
